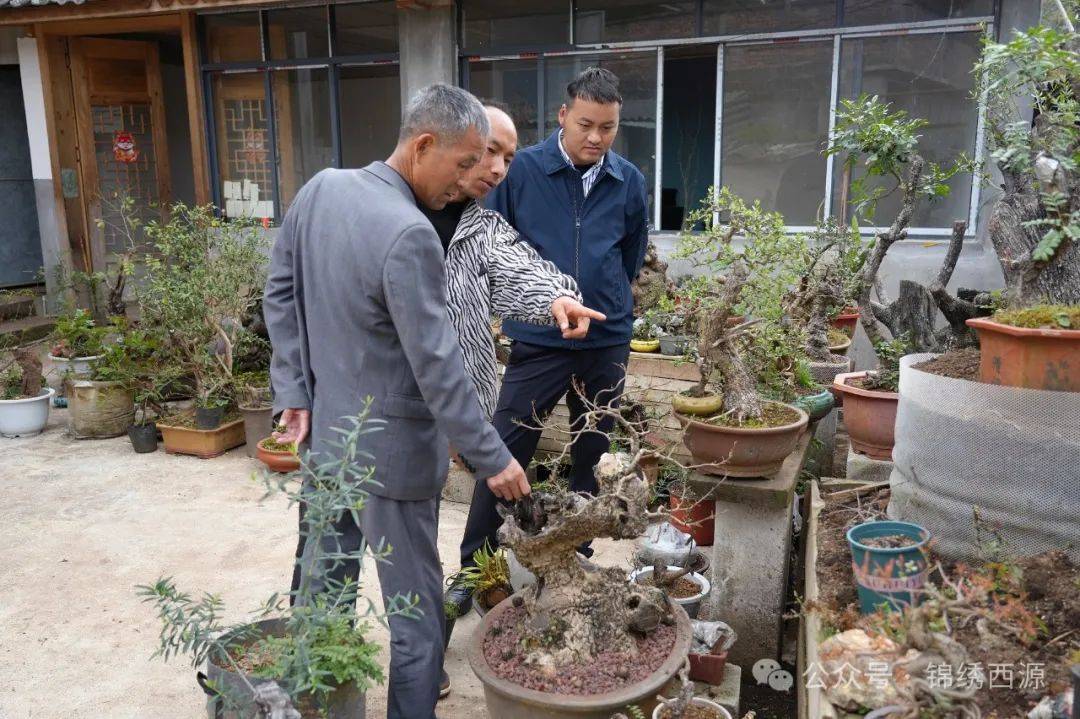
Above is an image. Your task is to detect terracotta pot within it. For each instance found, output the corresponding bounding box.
[967,317,1080,392]
[469,598,692,719]
[675,402,809,478]
[687,650,729,687]
[630,339,661,353]
[653,697,732,719]
[831,309,860,338]
[832,371,898,460]
[671,391,724,417]
[256,438,301,473]
[159,418,246,458]
[668,493,714,546]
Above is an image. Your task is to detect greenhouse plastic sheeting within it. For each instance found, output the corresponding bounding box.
[889,354,1080,562]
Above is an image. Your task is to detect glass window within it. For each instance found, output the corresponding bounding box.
[266,6,330,61]
[702,0,837,35]
[832,31,982,228]
[843,0,993,25]
[545,52,658,214]
[210,72,276,219]
[575,1,697,44]
[339,65,401,168]
[467,59,540,148]
[461,0,570,52]
[660,47,717,231]
[334,1,398,55]
[273,69,334,211]
[203,12,262,63]
[721,40,833,226]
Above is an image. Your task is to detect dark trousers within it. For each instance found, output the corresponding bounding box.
[458,341,630,567]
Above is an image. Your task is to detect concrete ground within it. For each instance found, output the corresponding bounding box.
[0,408,633,719]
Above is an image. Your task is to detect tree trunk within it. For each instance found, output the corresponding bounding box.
[497,453,672,670]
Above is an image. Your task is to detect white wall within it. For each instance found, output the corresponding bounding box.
[16,35,52,181]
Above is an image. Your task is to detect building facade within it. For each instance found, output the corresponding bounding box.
[0,0,1042,362]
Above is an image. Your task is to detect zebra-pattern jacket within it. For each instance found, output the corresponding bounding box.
[446,200,580,420]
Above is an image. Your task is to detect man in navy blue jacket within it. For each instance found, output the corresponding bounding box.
[452,67,650,603]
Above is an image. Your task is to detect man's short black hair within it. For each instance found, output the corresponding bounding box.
[566,67,622,106]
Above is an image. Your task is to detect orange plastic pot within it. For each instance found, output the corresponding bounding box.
[669,493,715,546]
[832,372,898,460]
[967,317,1080,392]
[831,309,860,338]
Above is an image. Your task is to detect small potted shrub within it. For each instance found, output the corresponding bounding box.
[631,313,661,353]
[256,424,300,473]
[0,348,54,437]
[833,338,905,460]
[67,326,146,440]
[48,308,107,382]
[128,383,165,454]
[456,541,512,616]
[139,406,406,718]
[629,562,711,620]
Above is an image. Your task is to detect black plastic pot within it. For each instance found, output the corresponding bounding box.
[128,422,159,453]
[195,405,225,430]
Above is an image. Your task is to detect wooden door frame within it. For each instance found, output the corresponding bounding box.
[69,36,172,272]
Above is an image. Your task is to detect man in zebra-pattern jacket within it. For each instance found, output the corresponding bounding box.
[427,105,606,422]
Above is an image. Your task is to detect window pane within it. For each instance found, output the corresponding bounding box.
[575,1,697,44]
[467,59,540,148]
[210,72,277,219]
[273,69,334,212]
[843,0,993,25]
[461,0,570,52]
[702,0,837,35]
[335,1,398,55]
[267,6,330,61]
[832,32,981,228]
[545,53,657,215]
[203,12,262,63]
[721,41,832,226]
[340,65,401,168]
[661,47,716,231]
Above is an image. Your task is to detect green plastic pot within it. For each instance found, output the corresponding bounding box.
[846,520,930,614]
[792,387,835,424]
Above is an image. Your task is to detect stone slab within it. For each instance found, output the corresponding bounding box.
[694,663,741,718]
[845,445,894,484]
[441,464,476,505]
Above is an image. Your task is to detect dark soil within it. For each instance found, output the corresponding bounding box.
[913,348,981,381]
[739,667,797,719]
[813,486,891,629]
[954,551,1080,719]
[709,403,801,429]
[859,533,918,549]
[657,703,725,719]
[482,604,677,695]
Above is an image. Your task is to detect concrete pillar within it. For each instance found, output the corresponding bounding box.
[397,4,456,107]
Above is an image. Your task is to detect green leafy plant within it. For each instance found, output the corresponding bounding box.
[138,403,418,712]
[456,541,511,603]
[89,322,174,425]
[632,313,660,341]
[50,308,107,360]
[863,337,909,393]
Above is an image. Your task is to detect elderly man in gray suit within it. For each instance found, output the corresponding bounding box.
[263,85,532,719]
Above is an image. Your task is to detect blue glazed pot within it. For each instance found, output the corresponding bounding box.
[846,520,930,614]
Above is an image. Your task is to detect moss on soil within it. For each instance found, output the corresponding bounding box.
[159,407,240,429]
[827,328,850,347]
[259,439,296,453]
[994,304,1080,329]
[707,402,801,429]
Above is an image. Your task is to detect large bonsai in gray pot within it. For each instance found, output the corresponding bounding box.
[139,403,416,718]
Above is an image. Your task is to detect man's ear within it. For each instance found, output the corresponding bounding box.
[414,132,437,160]
[558,104,568,129]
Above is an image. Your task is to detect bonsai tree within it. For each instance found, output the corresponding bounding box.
[136,204,268,413]
[90,324,172,426]
[139,403,416,715]
[676,188,814,422]
[50,308,108,360]
[631,241,674,314]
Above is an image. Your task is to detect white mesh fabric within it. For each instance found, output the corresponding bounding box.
[888,354,1080,562]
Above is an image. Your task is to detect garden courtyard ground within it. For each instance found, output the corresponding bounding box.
[0,408,635,719]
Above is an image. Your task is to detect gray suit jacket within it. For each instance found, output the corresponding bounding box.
[263,163,512,500]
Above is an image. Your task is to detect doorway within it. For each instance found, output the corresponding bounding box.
[0,65,44,288]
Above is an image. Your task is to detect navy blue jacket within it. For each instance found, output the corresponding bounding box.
[487,131,650,349]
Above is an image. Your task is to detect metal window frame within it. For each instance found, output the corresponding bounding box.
[199,2,401,220]
[462,9,996,236]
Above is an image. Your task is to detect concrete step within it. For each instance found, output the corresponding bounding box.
[0,315,54,347]
[0,293,42,322]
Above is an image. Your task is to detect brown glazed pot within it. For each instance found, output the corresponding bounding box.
[831,309,860,338]
[159,418,246,458]
[832,371,899,460]
[674,402,809,478]
[967,317,1080,392]
[256,438,301,473]
[469,598,692,719]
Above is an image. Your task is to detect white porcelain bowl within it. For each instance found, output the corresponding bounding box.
[0,387,55,437]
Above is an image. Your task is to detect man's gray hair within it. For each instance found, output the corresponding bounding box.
[399,84,490,143]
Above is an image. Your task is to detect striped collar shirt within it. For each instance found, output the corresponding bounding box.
[558,130,605,197]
